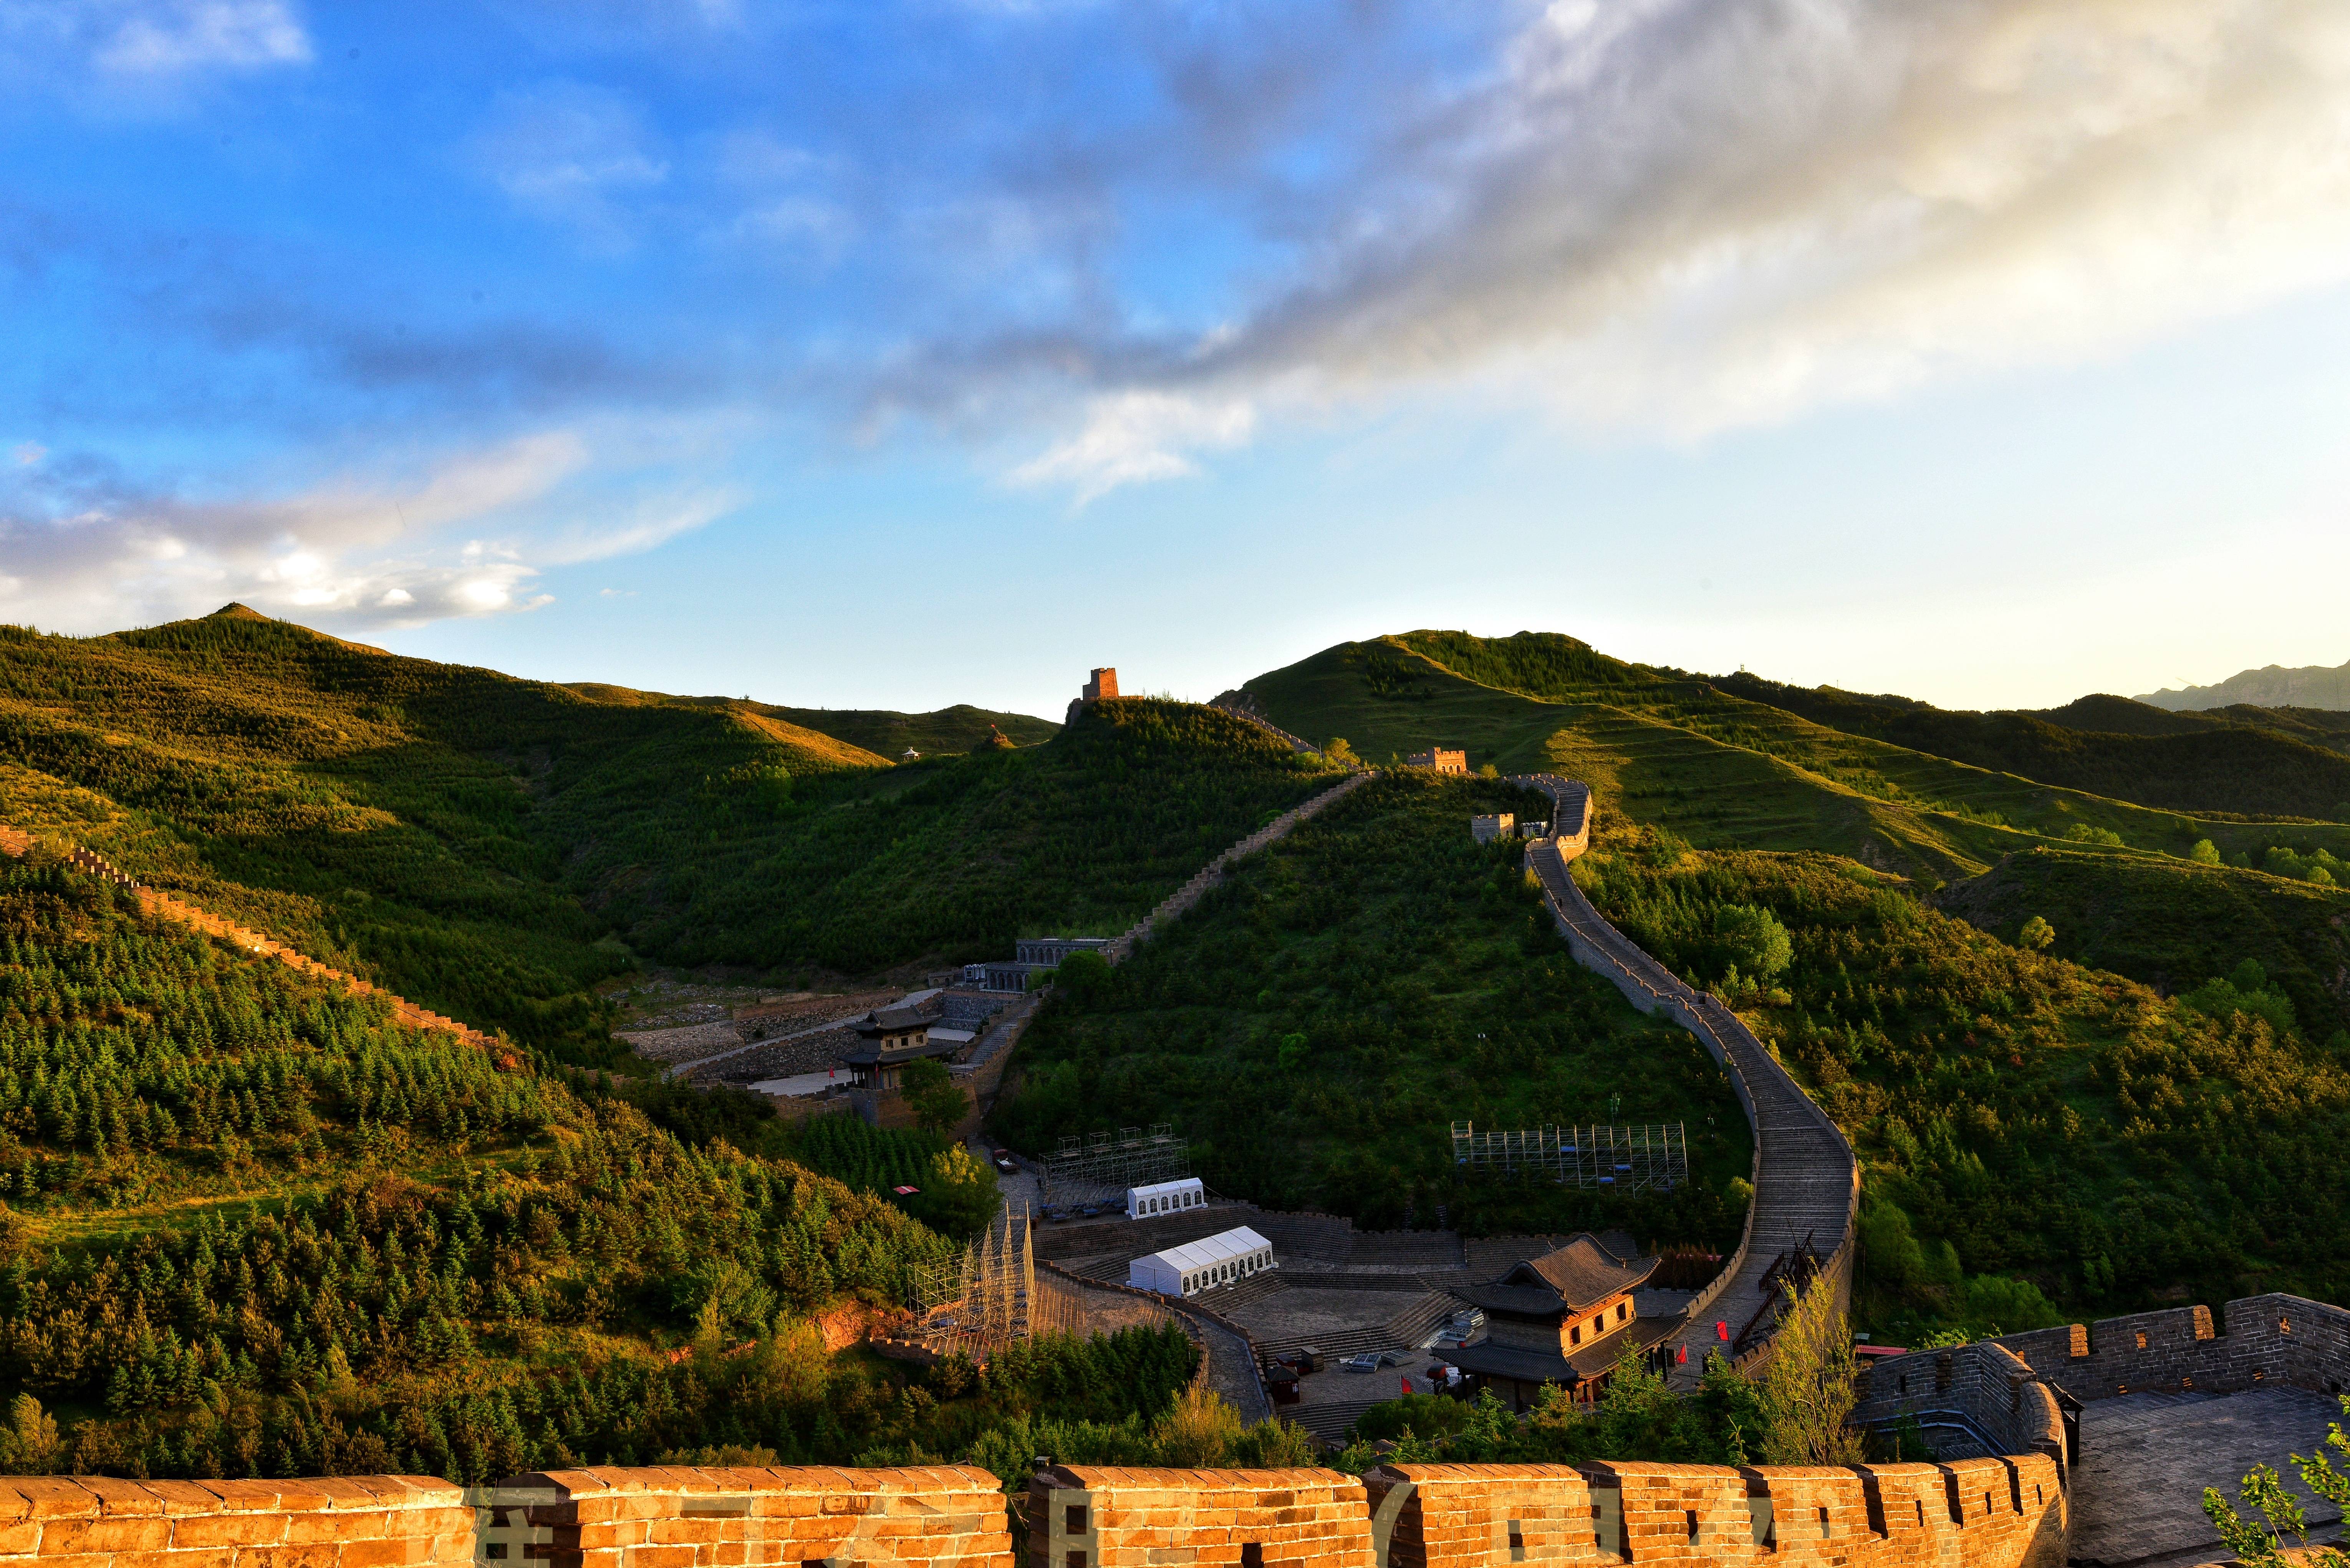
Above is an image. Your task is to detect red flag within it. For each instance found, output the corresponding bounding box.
[1401,1374,1413,1395]
[1675,1345,1689,1365]
[1716,1320,1730,1341]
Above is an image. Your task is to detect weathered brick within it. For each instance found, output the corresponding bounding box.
[173,1515,293,1549]
[234,1541,349,1568]
[38,1516,176,1553]
[4,1481,98,1520]
[284,1510,389,1545]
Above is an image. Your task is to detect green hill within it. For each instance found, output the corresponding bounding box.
[993,771,1753,1242]
[1574,833,2350,1335]
[0,844,1277,1481]
[0,608,1335,1057]
[1714,672,2350,821]
[561,686,1058,757]
[1935,848,2350,1035]
[1240,634,2350,877]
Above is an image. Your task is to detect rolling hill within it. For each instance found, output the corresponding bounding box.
[0,841,1230,1482]
[560,685,1059,757]
[1240,630,2350,1030]
[0,606,1334,1059]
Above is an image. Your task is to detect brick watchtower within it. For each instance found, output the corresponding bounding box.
[1083,667,1119,702]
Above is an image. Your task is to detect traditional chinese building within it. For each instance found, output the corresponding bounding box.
[1438,1234,1661,1409]
[1408,746,1469,773]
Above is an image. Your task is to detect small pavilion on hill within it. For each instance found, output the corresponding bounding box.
[1438,1233,1665,1410]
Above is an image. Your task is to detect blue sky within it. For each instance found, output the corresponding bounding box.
[5,0,2348,720]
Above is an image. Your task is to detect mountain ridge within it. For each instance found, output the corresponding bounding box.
[2136,655,2350,711]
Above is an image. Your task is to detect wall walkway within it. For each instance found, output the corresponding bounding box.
[0,825,504,1055]
[0,1459,2070,1568]
[1507,776,1860,1387]
[1106,772,1375,962]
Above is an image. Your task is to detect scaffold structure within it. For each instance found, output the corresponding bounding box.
[1040,1123,1188,1202]
[1449,1121,1688,1192]
[908,1204,1038,1359]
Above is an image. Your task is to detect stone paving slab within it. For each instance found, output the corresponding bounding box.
[2072,1388,2346,1568]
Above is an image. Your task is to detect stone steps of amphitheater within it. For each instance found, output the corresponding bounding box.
[1286,1394,1393,1442]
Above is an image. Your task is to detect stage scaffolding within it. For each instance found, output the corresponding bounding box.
[908,1205,1039,1360]
[1040,1123,1188,1202]
[1450,1121,1688,1193]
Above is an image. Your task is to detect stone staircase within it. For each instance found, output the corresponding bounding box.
[1106,771,1376,960]
[0,825,506,1057]
[1210,698,1344,763]
[1510,775,1860,1389]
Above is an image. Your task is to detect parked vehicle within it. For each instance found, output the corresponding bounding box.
[1340,1353,1380,1373]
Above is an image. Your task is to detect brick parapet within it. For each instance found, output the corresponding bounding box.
[0,1460,2068,1568]
[1852,1342,2068,1469]
[0,1473,470,1568]
[1023,1466,1374,1568]
[1862,1293,2350,1409]
[1360,1457,2063,1568]
[482,1465,1011,1568]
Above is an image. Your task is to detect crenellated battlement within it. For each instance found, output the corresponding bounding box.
[0,1459,2069,1568]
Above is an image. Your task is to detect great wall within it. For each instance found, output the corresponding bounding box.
[0,826,503,1055]
[1508,775,1861,1387]
[2,748,2342,1568]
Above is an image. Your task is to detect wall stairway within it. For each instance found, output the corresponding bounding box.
[0,825,505,1056]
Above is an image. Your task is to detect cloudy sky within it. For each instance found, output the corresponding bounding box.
[5,0,2348,717]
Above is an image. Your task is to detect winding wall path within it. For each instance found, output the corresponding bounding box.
[1106,769,1374,961]
[1509,774,1860,1385]
[0,825,504,1054]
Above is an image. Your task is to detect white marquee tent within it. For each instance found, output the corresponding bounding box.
[1127,1226,1275,1297]
[1127,1177,1206,1220]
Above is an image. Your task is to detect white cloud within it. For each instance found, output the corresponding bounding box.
[0,428,729,633]
[10,444,42,466]
[1010,392,1256,504]
[994,0,2350,495]
[1190,0,2350,436]
[473,82,669,251]
[92,0,308,73]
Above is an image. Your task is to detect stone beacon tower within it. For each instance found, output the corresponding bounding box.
[1069,666,1119,723]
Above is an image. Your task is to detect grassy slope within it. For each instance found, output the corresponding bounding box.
[992,772,1753,1244]
[1715,673,2350,821]
[561,685,1059,756]
[572,698,1344,976]
[1239,629,2350,1325]
[1935,850,2350,1035]
[1577,839,2350,1331]
[0,849,966,1479]
[1243,635,2350,883]
[0,612,1332,1045]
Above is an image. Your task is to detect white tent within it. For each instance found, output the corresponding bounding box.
[1126,1177,1206,1220]
[1127,1226,1275,1297]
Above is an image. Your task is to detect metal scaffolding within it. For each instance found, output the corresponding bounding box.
[908,1204,1039,1359]
[1040,1123,1188,1202]
[1450,1121,1688,1192]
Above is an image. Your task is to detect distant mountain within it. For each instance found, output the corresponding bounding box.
[2136,658,2350,711]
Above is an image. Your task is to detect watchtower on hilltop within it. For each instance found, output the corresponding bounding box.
[1083,667,1119,702]
[1409,746,1468,774]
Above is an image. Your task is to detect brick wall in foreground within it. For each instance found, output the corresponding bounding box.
[481,1466,1011,1568]
[0,1474,471,1568]
[0,1460,2065,1568]
[1359,1457,2065,1568]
